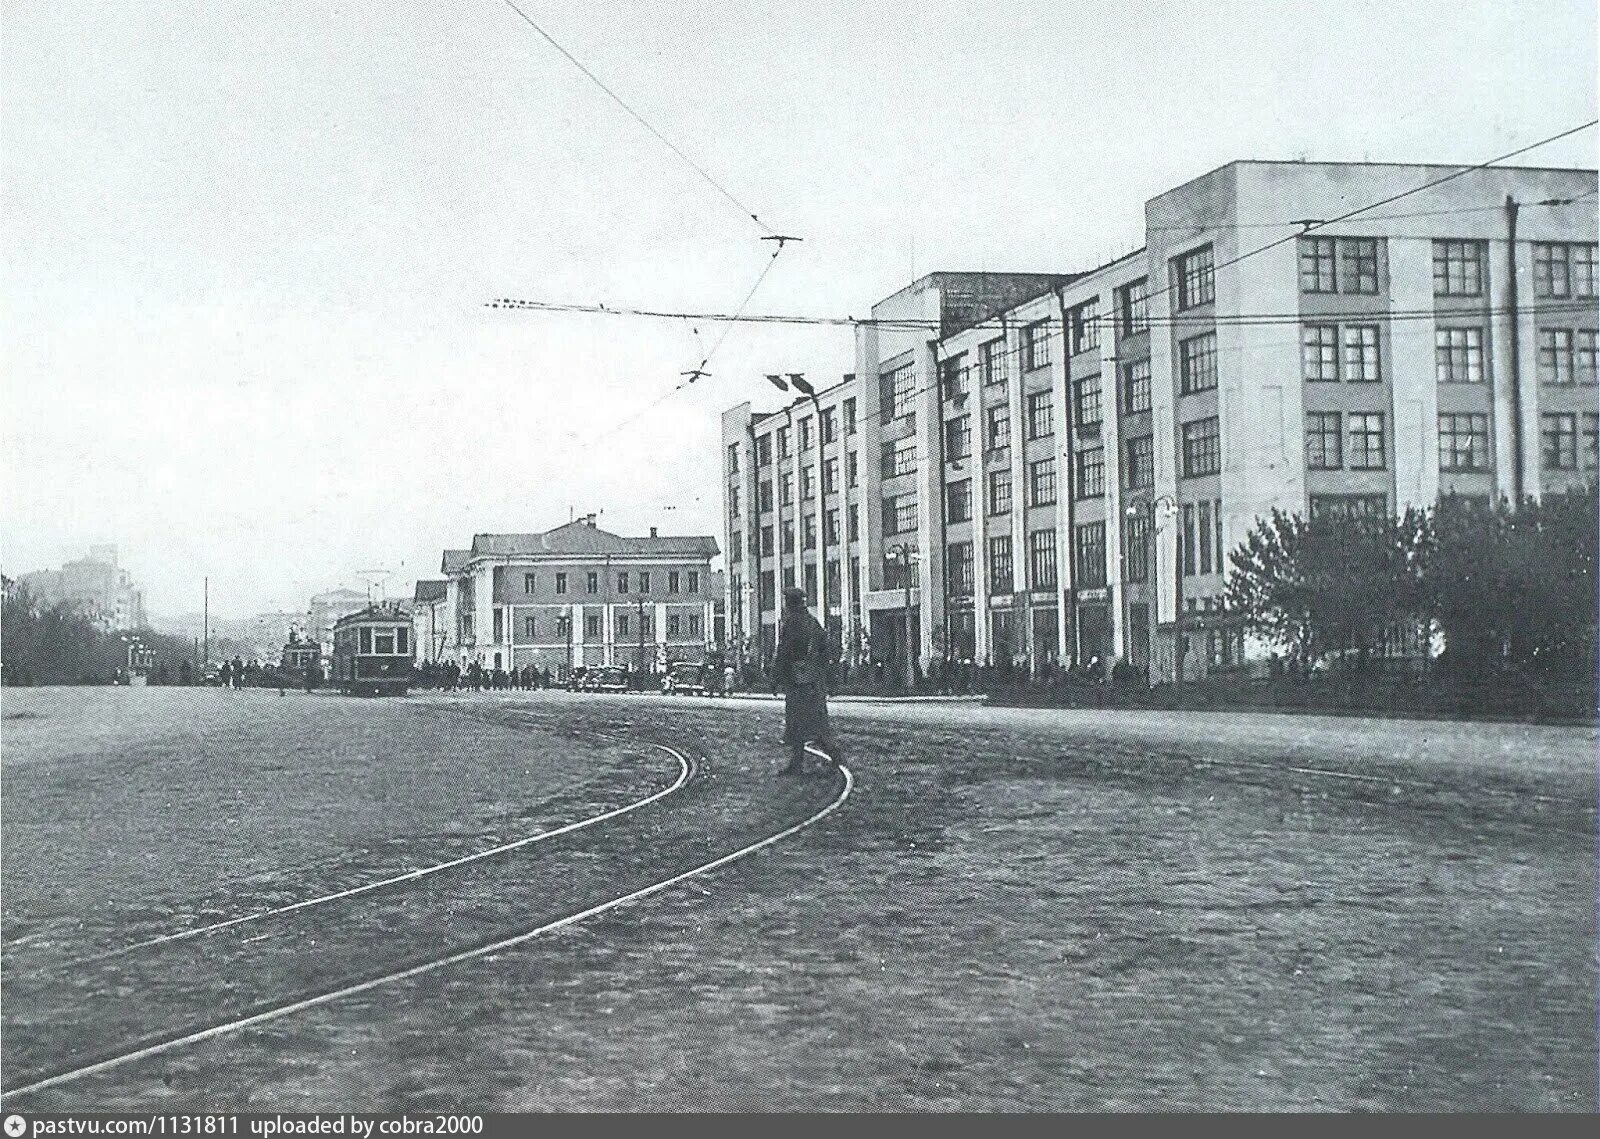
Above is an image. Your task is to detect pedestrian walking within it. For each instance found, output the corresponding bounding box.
[771,587,844,776]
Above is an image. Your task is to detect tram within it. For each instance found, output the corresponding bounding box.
[330,604,414,696]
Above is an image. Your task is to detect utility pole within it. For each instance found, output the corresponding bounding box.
[202,575,209,668]
[1505,194,1526,503]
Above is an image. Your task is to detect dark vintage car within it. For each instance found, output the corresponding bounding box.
[585,665,630,693]
[660,661,712,696]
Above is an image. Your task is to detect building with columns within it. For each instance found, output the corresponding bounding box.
[724,159,1598,683]
[436,516,719,677]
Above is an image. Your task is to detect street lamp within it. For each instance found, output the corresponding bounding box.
[1126,494,1182,686]
[885,541,919,689]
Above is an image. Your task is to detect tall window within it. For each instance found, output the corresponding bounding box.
[981,338,1008,386]
[1073,374,1103,433]
[1348,413,1386,470]
[1438,413,1491,471]
[688,570,700,593]
[882,438,917,478]
[988,535,1013,592]
[1299,237,1338,293]
[1305,411,1342,470]
[1580,330,1599,386]
[1182,417,1221,477]
[1174,244,1215,310]
[1539,329,1575,385]
[1343,325,1380,382]
[944,415,972,460]
[801,466,815,500]
[1074,447,1105,498]
[777,426,790,459]
[524,615,536,638]
[586,571,598,594]
[1542,413,1578,470]
[1075,522,1107,588]
[847,504,859,541]
[1180,332,1218,394]
[1023,320,1052,370]
[881,365,916,419]
[523,572,537,594]
[1126,435,1154,489]
[782,525,795,553]
[780,472,793,503]
[756,435,772,466]
[1533,243,1598,299]
[1341,238,1380,294]
[1026,389,1054,439]
[945,479,972,524]
[799,417,813,451]
[985,404,1011,454]
[1027,529,1058,590]
[945,542,975,597]
[758,480,773,512]
[1197,500,1214,575]
[585,614,601,638]
[1585,413,1600,470]
[727,442,740,473]
[847,451,859,486]
[729,486,741,519]
[1303,325,1339,382]
[1069,299,1100,355]
[1116,277,1149,335]
[803,514,817,550]
[555,572,567,594]
[1122,359,1151,414]
[823,457,838,494]
[884,493,918,535]
[843,397,857,434]
[1436,327,1487,383]
[825,507,840,544]
[1433,240,1485,297]
[988,468,1012,515]
[1028,457,1057,506]
[1124,512,1151,583]
[819,407,836,443]
[760,525,773,556]
[940,354,967,403]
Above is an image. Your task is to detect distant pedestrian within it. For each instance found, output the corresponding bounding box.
[771,587,844,775]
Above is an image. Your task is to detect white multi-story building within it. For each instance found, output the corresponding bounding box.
[724,159,1598,683]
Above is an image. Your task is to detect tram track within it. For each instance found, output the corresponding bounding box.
[0,728,853,1105]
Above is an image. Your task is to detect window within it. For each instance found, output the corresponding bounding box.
[1074,447,1105,498]
[1179,332,1218,394]
[729,487,741,519]
[1343,325,1380,382]
[988,535,1014,592]
[881,365,916,419]
[1214,498,1224,577]
[1026,389,1054,439]
[801,466,815,501]
[397,627,410,656]
[616,613,629,637]
[981,338,1008,386]
[759,571,774,611]
[669,570,681,593]
[777,426,790,459]
[756,435,772,466]
[885,493,917,535]
[758,480,773,512]
[820,407,836,443]
[780,472,793,504]
[1028,457,1057,506]
[1303,325,1339,382]
[1438,413,1491,471]
[1341,238,1380,294]
[1073,374,1103,433]
[1197,500,1213,575]
[946,541,975,597]
[727,442,740,473]
[1124,512,1151,583]
[988,468,1012,515]
[1310,494,1388,521]
[640,612,653,638]
[940,354,966,403]
[822,457,838,495]
[1174,244,1215,310]
[585,614,601,639]
[804,564,818,598]
[1181,504,1195,576]
[1543,412,1579,470]
[803,514,817,550]
[825,507,840,544]
[1122,359,1151,414]
[1585,413,1599,470]
[1436,327,1486,383]
[668,614,681,637]
[555,571,568,595]
[1299,237,1338,293]
[586,571,598,594]
[985,404,1011,454]
[1534,243,1598,299]
[847,504,859,541]
[1027,529,1058,590]
[688,613,702,637]
[883,438,917,478]
[1182,417,1221,477]
[1126,435,1154,488]
[1117,277,1149,335]
[520,572,535,594]
[1581,331,1599,386]
[361,627,375,654]
[1538,329,1575,385]
[688,571,699,593]
[844,398,857,434]
[1433,240,1485,297]
[1023,320,1052,370]
[1069,299,1100,355]
[782,524,795,553]
[1347,413,1386,470]
[1305,412,1342,469]
[760,525,774,556]
[945,415,972,460]
[617,572,629,594]
[1075,522,1107,588]
[945,479,972,523]
[847,451,859,487]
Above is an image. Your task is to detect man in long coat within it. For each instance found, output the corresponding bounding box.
[771,587,844,775]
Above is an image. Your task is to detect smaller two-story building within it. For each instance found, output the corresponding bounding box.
[435,515,720,677]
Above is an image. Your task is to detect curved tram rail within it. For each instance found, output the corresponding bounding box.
[1,746,853,1103]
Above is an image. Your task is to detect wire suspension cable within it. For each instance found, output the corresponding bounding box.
[499,0,772,233]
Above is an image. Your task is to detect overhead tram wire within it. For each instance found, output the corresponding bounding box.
[498,0,774,236]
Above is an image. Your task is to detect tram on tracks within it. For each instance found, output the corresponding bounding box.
[330,604,414,696]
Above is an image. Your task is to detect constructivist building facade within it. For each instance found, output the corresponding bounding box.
[724,159,1598,683]
[437,516,719,675]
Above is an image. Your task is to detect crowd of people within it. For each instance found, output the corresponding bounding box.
[410,661,558,691]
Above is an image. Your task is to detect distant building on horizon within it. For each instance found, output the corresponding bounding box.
[307,588,369,651]
[16,545,146,631]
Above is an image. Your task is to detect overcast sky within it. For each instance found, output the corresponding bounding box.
[3,0,1595,619]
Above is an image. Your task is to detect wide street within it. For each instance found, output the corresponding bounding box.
[1,686,1594,1111]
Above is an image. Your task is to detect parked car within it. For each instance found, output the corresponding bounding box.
[660,661,711,696]
[589,665,630,693]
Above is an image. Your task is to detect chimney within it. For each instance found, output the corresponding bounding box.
[584,513,597,528]
[649,526,658,538]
